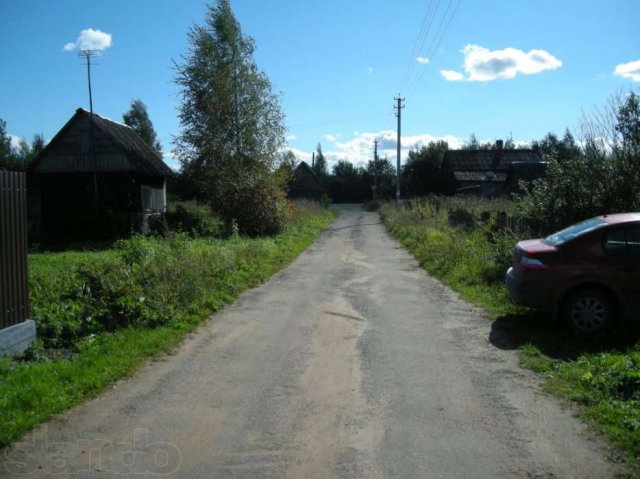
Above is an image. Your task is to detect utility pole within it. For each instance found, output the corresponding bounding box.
[394,95,405,203]
[79,49,99,206]
[312,151,315,170]
[372,139,379,200]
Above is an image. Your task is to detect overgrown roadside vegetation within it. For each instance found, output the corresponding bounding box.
[0,201,335,449]
[380,197,640,474]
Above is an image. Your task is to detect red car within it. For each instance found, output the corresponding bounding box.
[506,213,640,333]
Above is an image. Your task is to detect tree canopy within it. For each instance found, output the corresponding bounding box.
[123,99,162,157]
[173,0,287,235]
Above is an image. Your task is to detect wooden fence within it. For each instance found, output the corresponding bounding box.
[0,170,29,329]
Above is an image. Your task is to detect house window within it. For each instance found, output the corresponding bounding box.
[141,185,164,213]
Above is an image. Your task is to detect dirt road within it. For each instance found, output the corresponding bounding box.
[1,205,615,477]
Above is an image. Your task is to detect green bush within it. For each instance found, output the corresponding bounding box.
[516,91,640,236]
[215,178,288,237]
[150,202,224,238]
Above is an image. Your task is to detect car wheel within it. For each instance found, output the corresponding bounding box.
[562,288,615,333]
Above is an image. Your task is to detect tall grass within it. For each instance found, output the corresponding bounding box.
[0,201,335,448]
[380,197,522,316]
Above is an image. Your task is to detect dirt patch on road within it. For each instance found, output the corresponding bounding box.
[286,296,383,478]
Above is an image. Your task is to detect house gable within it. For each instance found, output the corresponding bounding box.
[30,108,172,177]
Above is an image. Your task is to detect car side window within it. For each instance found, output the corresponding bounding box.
[603,228,627,256]
[627,226,640,256]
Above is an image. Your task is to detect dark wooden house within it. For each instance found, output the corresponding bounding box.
[441,141,546,197]
[288,161,328,200]
[28,108,172,236]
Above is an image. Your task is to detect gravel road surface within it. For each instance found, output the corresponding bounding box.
[1,205,616,478]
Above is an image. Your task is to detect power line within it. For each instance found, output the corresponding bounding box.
[405,0,461,98]
[397,0,440,95]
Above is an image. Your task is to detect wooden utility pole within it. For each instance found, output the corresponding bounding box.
[394,95,405,203]
[373,139,379,200]
[79,49,99,206]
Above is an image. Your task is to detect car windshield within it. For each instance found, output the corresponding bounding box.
[544,217,606,246]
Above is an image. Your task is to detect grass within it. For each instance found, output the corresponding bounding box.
[380,197,640,476]
[0,201,336,448]
[380,197,523,317]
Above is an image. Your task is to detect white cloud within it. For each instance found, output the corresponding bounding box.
[416,57,430,64]
[440,70,464,81]
[456,44,562,82]
[63,28,113,52]
[284,131,530,172]
[614,59,640,82]
[367,66,374,75]
[323,133,341,143]
[9,134,22,150]
[293,131,466,170]
[286,134,297,141]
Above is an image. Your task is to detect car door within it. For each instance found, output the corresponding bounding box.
[602,224,640,317]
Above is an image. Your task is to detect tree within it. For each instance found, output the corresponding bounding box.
[463,133,492,150]
[615,91,640,153]
[402,140,448,197]
[332,159,356,177]
[504,137,516,150]
[31,133,46,158]
[517,90,640,235]
[329,160,368,202]
[531,130,580,162]
[366,156,395,198]
[123,99,163,156]
[0,118,17,170]
[313,143,328,179]
[173,0,286,235]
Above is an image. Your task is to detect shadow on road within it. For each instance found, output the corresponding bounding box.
[490,311,640,361]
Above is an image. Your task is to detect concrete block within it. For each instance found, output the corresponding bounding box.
[0,320,36,356]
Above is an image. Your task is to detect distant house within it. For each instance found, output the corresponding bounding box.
[440,141,546,197]
[28,108,173,237]
[288,161,328,200]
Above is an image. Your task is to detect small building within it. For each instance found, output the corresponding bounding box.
[28,108,173,237]
[288,161,328,200]
[440,141,546,197]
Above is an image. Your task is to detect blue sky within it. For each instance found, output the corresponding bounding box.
[1,0,638,170]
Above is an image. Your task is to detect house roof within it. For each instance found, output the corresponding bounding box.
[442,149,542,173]
[30,108,172,176]
[294,161,325,185]
[453,171,508,182]
[288,161,327,197]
